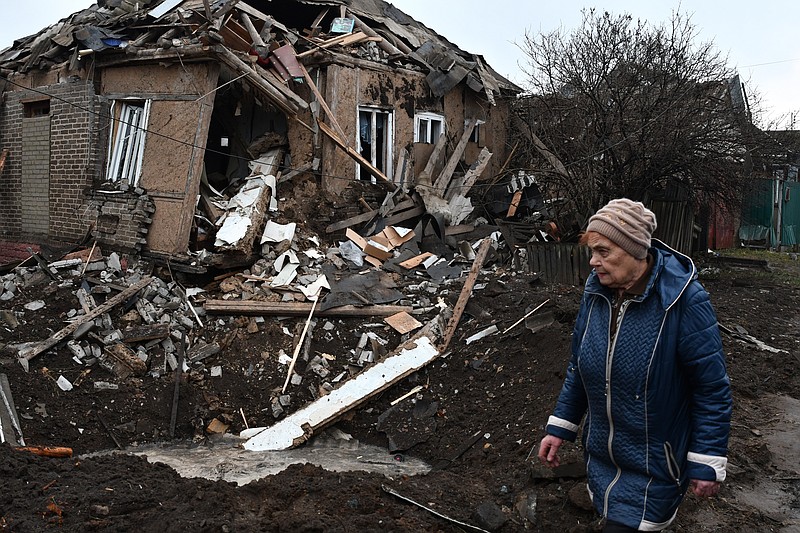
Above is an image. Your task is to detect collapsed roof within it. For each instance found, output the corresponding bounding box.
[0,0,520,103]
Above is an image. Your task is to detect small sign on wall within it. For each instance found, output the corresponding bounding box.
[330,17,355,34]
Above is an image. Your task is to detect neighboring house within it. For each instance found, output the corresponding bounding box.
[0,0,519,258]
[739,130,800,250]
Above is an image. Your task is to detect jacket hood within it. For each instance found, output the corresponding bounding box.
[585,239,697,310]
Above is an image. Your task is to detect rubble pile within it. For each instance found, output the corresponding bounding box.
[1,207,514,450]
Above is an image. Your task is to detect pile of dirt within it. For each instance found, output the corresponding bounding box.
[2,245,800,532]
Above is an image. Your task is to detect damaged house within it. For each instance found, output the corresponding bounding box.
[0,0,520,264]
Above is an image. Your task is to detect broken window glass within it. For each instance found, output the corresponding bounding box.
[357,106,393,182]
[106,99,150,186]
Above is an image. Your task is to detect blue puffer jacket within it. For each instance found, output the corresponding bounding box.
[545,240,732,531]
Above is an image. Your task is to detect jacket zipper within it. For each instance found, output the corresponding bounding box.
[602,299,632,516]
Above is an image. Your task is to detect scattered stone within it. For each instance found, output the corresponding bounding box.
[473,501,507,531]
[24,300,46,311]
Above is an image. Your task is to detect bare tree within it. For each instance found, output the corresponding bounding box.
[514,9,761,221]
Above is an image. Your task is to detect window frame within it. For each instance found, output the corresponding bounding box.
[414,112,445,144]
[105,99,151,187]
[356,105,394,182]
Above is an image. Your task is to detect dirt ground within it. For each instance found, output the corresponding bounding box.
[2,222,800,532]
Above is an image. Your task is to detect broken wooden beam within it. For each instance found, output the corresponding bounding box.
[445,147,492,202]
[317,120,397,191]
[299,63,347,141]
[348,13,402,57]
[239,12,266,47]
[324,198,417,233]
[204,300,411,317]
[120,324,170,344]
[325,209,379,234]
[416,132,447,187]
[13,446,73,458]
[277,159,318,184]
[18,276,154,371]
[0,373,25,446]
[440,238,493,352]
[433,118,477,196]
[296,31,368,59]
[170,332,186,438]
[243,317,444,451]
[215,45,307,116]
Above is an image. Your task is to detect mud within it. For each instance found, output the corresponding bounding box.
[2,252,800,532]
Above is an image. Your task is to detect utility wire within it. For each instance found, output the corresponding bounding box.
[0,73,513,194]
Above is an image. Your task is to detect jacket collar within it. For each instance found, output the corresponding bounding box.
[585,239,696,310]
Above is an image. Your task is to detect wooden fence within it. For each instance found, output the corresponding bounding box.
[525,200,696,285]
[525,243,592,285]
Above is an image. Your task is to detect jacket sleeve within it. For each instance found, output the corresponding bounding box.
[677,282,732,482]
[545,294,590,441]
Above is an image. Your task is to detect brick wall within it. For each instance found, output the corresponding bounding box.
[21,115,50,234]
[0,79,105,242]
[81,188,156,252]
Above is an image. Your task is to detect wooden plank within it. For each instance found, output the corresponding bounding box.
[18,277,153,371]
[445,147,492,202]
[348,13,401,56]
[121,324,170,344]
[326,210,378,233]
[440,238,493,352]
[445,225,474,236]
[296,31,363,59]
[416,132,447,187]
[203,301,411,317]
[399,252,434,269]
[219,17,253,52]
[239,12,266,47]
[0,373,25,446]
[299,62,347,141]
[0,149,8,176]
[277,160,316,184]
[384,311,423,334]
[394,147,408,186]
[317,120,396,191]
[215,45,305,115]
[244,333,440,451]
[433,118,477,196]
[384,205,424,226]
[506,190,523,217]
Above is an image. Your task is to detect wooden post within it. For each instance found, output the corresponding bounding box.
[18,277,153,371]
[282,291,321,393]
[439,238,493,352]
[433,118,477,196]
[317,120,397,191]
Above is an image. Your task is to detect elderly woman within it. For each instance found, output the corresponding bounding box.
[538,199,732,532]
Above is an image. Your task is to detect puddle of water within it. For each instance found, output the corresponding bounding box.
[731,394,800,533]
[94,431,430,486]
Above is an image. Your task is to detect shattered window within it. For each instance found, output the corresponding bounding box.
[106,100,151,186]
[357,106,393,181]
[414,112,445,144]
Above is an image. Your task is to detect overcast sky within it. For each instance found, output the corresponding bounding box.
[2,0,798,128]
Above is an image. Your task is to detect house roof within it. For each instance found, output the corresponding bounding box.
[0,0,521,102]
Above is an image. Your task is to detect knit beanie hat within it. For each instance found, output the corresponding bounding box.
[586,199,657,259]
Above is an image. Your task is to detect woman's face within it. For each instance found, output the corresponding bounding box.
[586,232,645,290]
